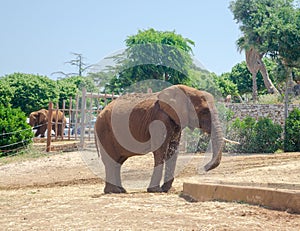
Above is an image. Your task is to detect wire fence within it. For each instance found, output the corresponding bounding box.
[1,89,119,154]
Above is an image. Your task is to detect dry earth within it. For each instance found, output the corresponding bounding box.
[0,146,300,230]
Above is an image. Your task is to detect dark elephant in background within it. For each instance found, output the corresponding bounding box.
[95,84,226,194]
[29,109,66,137]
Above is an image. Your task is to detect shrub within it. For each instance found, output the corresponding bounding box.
[227,116,282,153]
[0,105,34,157]
[254,118,283,153]
[284,108,300,152]
[228,117,257,153]
[182,128,208,153]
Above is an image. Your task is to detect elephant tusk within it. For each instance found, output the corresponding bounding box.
[223,137,240,145]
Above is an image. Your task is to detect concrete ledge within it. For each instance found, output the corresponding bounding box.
[183,183,300,214]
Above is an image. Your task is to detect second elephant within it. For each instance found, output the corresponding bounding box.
[29,109,66,137]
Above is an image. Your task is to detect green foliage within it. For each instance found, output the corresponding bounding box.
[106,29,195,93]
[57,75,97,109]
[284,108,300,151]
[228,116,282,153]
[213,73,239,100]
[0,73,97,116]
[188,69,221,96]
[0,73,59,115]
[0,80,13,107]
[255,118,283,153]
[0,105,34,157]
[230,0,300,68]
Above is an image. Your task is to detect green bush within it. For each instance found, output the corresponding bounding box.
[284,108,300,152]
[255,118,283,153]
[183,128,210,153]
[227,116,282,153]
[228,117,257,153]
[0,105,34,157]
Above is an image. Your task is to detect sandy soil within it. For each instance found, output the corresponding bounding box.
[0,148,300,230]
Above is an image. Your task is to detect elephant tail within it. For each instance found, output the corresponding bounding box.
[94,122,101,158]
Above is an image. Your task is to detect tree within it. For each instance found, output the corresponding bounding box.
[229,0,284,101]
[0,104,34,156]
[0,80,14,107]
[52,53,91,78]
[106,29,195,93]
[57,75,97,109]
[221,59,279,101]
[213,73,240,101]
[1,73,59,115]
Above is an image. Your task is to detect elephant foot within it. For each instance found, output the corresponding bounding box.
[161,178,174,193]
[104,182,126,194]
[147,186,163,193]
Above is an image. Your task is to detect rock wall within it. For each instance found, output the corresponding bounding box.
[225,103,300,126]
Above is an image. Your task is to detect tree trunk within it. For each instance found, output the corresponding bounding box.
[258,57,279,94]
[245,48,279,99]
[252,72,258,102]
[284,70,293,122]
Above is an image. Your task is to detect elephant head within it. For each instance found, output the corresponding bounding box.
[29,109,48,128]
[29,109,49,137]
[157,85,224,171]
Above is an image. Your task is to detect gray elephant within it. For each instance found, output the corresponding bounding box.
[95,85,225,194]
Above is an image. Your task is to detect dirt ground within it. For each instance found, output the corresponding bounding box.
[0,146,300,230]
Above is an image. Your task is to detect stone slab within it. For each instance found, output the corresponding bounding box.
[183,182,300,213]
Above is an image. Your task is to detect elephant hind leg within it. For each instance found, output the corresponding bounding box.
[103,154,127,194]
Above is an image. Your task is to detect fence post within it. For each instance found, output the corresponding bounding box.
[62,100,66,140]
[55,103,59,140]
[80,87,87,147]
[46,102,53,152]
[75,95,79,141]
[68,96,72,140]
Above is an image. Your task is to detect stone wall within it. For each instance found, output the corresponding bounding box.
[225,103,300,126]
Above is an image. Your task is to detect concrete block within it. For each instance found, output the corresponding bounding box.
[183,183,300,213]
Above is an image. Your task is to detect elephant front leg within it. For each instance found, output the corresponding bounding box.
[147,152,164,193]
[161,149,178,192]
[162,132,180,192]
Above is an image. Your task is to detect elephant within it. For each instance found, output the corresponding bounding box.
[29,109,66,137]
[94,84,225,194]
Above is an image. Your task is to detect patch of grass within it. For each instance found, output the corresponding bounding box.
[0,144,50,165]
[258,94,283,104]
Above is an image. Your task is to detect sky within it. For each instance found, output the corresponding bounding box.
[0,0,244,79]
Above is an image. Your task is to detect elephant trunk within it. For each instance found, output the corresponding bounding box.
[204,105,224,172]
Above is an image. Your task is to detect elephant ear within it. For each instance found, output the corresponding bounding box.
[157,85,189,127]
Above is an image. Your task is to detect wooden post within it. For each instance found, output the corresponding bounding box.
[68,96,72,140]
[80,87,87,147]
[88,91,93,141]
[55,103,59,140]
[46,102,53,152]
[62,100,65,140]
[75,94,79,141]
